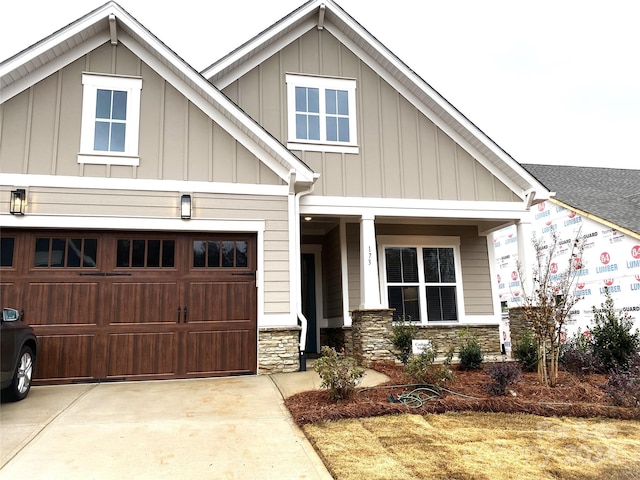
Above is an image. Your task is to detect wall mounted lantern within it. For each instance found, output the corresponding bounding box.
[181,194,191,219]
[10,189,26,215]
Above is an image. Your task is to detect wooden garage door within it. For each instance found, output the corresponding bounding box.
[0,230,257,384]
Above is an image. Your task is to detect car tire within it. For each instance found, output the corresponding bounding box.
[3,346,35,402]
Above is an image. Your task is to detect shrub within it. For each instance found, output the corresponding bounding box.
[601,353,640,407]
[590,289,640,372]
[484,362,522,396]
[458,329,484,370]
[512,329,538,372]
[314,346,365,402]
[560,330,603,376]
[391,317,418,365]
[404,346,455,386]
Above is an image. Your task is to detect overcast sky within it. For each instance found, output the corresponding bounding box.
[2,0,638,170]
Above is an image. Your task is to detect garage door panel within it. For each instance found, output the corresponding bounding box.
[33,334,96,382]
[0,282,19,309]
[111,283,179,325]
[185,330,253,375]
[107,332,176,378]
[27,282,100,326]
[187,281,256,322]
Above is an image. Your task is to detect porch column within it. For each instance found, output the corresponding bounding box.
[359,214,382,309]
[516,213,534,292]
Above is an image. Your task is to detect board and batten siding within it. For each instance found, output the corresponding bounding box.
[0,43,283,187]
[222,28,519,202]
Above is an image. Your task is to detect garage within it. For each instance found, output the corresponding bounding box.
[0,230,257,384]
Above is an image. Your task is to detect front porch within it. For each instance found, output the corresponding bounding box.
[299,214,515,364]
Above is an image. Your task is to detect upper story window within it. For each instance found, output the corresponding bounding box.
[78,73,142,166]
[286,74,358,154]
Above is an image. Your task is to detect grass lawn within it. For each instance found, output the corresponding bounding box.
[303,412,640,480]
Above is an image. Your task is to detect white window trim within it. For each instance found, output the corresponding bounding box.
[285,73,358,154]
[78,73,142,166]
[377,235,466,325]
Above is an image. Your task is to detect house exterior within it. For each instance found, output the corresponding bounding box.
[491,165,640,351]
[0,1,550,385]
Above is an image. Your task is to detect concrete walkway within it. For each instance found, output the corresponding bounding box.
[0,368,388,479]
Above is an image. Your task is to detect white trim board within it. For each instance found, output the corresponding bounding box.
[1,174,288,197]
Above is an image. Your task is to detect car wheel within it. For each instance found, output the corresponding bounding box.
[4,346,35,402]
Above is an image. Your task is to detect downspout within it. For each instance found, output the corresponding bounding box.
[291,170,319,371]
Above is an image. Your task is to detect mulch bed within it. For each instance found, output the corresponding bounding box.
[285,362,640,426]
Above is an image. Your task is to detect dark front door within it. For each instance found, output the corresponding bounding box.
[301,253,318,354]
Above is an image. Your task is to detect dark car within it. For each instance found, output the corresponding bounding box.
[1,308,37,401]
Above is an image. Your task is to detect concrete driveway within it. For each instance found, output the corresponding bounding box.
[0,374,335,479]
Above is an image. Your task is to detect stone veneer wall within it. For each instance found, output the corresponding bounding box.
[414,324,502,358]
[336,310,502,365]
[508,307,534,349]
[258,327,300,374]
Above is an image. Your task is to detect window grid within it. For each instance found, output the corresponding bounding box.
[34,238,98,268]
[286,74,357,152]
[192,240,248,269]
[115,239,175,268]
[384,246,460,323]
[94,89,127,152]
[0,237,15,267]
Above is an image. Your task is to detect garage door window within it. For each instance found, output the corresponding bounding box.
[34,238,98,268]
[116,239,175,268]
[1,237,15,267]
[193,240,248,268]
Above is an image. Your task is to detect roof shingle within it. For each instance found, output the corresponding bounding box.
[523,164,640,236]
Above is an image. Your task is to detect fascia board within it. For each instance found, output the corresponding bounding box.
[548,199,640,241]
[115,16,315,184]
[0,2,115,76]
[0,33,109,103]
[201,1,320,80]
[0,214,266,234]
[324,22,550,201]
[119,32,311,184]
[1,173,289,197]
[210,19,316,90]
[300,195,529,220]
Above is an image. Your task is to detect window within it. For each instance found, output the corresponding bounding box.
[1,237,15,267]
[79,73,142,166]
[116,239,175,268]
[381,238,463,323]
[192,240,248,268]
[286,74,358,153]
[34,238,98,268]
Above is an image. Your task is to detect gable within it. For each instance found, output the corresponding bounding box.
[0,43,283,186]
[0,1,315,187]
[206,0,549,203]
[222,28,518,201]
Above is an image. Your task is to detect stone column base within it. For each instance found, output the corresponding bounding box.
[258,326,301,374]
[351,309,396,366]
